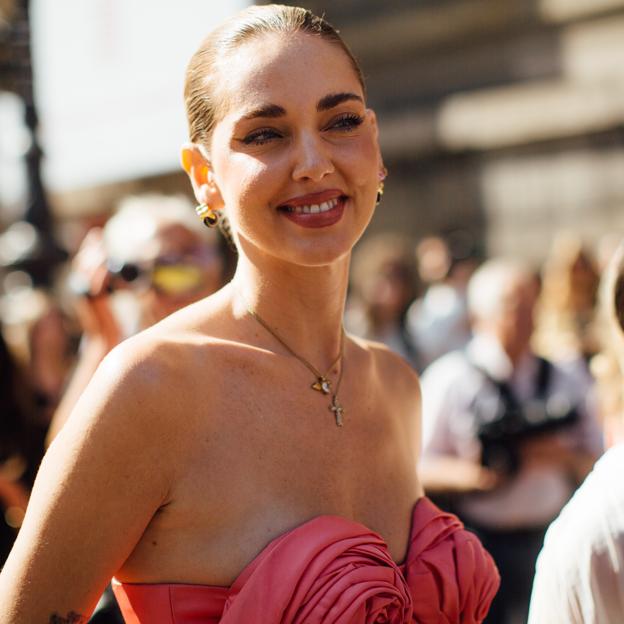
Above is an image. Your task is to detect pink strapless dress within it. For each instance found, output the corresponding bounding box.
[112,497,499,623]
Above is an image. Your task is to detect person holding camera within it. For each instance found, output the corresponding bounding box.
[419,258,603,624]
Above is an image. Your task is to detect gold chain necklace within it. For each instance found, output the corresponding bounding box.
[247,308,346,427]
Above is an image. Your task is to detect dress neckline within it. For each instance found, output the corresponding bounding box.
[114,496,425,592]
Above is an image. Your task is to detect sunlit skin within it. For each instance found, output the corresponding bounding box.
[209,33,381,265]
[184,32,384,357]
[0,32,423,622]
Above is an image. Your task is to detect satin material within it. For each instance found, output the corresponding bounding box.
[113,497,499,623]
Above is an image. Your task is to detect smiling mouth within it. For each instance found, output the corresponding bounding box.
[278,196,345,214]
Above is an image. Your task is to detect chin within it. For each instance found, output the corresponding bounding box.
[238,212,372,269]
[282,230,363,267]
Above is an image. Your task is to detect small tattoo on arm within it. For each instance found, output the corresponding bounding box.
[49,612,88,624]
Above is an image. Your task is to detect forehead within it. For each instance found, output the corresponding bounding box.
[215,32,363,119]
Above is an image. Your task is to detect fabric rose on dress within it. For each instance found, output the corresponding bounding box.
[219,516,413,623]
[401,498,500,623]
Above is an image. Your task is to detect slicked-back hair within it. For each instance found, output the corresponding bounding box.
[184,4,365,151]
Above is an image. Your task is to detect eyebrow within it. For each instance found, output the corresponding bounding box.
[241,104,287,120]
[317,92,364,111]
[240,92,364,121]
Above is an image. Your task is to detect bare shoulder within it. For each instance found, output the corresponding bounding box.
[68,294,233,437]
[63,329,187,436]
[0,315,228,619]
[348,334,422,418]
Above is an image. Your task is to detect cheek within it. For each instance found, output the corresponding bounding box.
[339,134,381,188]
[218,156,271,219]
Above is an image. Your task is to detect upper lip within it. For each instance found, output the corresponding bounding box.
[277,189,345,208]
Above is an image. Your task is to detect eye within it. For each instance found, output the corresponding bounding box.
[326,113,364,132]
[242,128,282,146]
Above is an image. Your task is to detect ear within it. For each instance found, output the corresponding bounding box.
[180,143,224,210]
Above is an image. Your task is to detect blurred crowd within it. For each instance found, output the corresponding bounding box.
[0,197,623,622]
[347,228,623,623]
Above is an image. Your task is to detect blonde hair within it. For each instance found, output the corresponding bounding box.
[590,242,624,441]
[533,233,600,360]
[184,4,365,150]
[603,242,624,349]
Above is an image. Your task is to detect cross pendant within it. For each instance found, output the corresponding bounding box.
[330,397,344,427]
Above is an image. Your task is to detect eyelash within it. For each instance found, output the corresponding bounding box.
[241,113,365,146]
[329,112,364,131]
[242,128,281,146]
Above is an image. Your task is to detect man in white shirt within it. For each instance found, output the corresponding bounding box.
[528,243,624,624]
[420,259,603,624]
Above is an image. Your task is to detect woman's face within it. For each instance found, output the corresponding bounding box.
[205,32,382,267]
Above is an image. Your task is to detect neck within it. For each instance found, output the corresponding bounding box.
[498,335,531,367]
[230,250,350,370]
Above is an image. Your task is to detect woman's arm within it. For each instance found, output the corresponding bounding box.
[0,338,177,623]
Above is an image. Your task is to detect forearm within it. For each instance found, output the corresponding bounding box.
[420,454,499,494]
[0,545,96,624]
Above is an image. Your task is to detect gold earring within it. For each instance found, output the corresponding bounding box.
[376,181,385,206]
[376,166,388,205]
[195,203,219,228]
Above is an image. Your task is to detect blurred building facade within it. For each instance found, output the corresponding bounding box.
[2,1,624,266]
[266,0,624,262]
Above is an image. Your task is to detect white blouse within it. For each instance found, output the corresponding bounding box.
[528,445,624,624]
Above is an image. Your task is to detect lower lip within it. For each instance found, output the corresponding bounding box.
[280,197,346,228]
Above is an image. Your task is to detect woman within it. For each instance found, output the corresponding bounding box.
[0,6,499,623]
[533,232,601,364]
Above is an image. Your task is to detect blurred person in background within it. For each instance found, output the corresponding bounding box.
[0,325,41,565]
[46,193,226,446]
[1,288,77,443]
[26,298,77,427]
[346,232,420,368]
[420,258,603,624]
[405,234,476,372]
[0,290,77,568]
[586,233,624,447]
[529,241,624,624]
[533,232,601,366]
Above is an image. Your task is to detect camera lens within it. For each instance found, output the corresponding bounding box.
[107,260,140,283]
[119,263,140,283]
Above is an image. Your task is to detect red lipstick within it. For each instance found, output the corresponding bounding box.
[278,190,346,229]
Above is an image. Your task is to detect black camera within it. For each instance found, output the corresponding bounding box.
[472,358,579,475]
[68,260,145,298]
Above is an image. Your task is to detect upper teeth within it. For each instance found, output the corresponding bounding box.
[290,197,340,214]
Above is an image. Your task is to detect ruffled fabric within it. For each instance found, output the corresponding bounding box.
[402,498,500,623]
[220,515,412,623]
[113,497,499,623]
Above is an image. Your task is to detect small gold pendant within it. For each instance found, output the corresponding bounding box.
[330,396,344,427]
[311,377,332,395]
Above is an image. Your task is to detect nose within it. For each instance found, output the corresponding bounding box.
[291,131,335,182]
